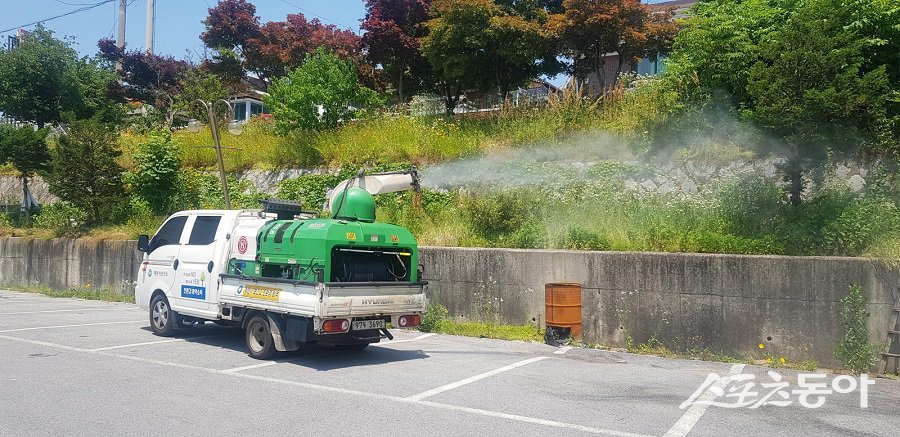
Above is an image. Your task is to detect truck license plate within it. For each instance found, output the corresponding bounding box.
[352,320,385,331]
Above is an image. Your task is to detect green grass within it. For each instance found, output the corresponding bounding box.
[116,82,668,171]
[421,320,544,342]
[6,286,134,303]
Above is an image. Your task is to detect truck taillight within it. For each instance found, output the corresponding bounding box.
[322,319,350,333]
[398,315,420,327]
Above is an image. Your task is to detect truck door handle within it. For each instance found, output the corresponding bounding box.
[173,259,179,270]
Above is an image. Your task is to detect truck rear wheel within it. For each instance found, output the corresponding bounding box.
[149,295,176,337]
[246,315,276,360]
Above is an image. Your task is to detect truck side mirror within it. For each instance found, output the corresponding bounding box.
[137,235,150,253]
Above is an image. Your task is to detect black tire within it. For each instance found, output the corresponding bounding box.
[149,294,177,337]
[336,343,370,351]
[245,315,277,360]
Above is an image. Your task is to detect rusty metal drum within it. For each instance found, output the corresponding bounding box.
[545,283,582,341]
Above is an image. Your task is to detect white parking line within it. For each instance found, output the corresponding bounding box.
[0,334,644,436]
[0,308,138,315]
[89,338,185,351]
[373,333,435,345]
[554,346,572,355]
[220,361,278,374]
[405,356,550,401]
[0,320,145,333]
[663,363,745,437]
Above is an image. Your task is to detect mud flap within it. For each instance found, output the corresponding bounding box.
[266,313,300,352]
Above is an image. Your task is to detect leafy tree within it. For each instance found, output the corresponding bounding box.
[124,131,182,214]
[45,118,126,224]
[548,0,649,86]
[201,0,360,81]
[663,0,795,105]
[744,0,890,205]
[264,48,382,133]
[361,0,433,102]
[97,38,191,125]
[422,0,553,113]
[666,0,895,204]
[249,14,361,80]
[0,125,50,214]
[173,69,229,124]
[421,0,496,114]
[0,25,118,127]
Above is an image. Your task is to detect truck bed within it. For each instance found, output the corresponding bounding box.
[218,274,427,319]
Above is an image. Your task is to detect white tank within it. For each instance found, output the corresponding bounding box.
[230,216,271,261]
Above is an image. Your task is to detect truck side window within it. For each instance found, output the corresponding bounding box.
[149,216,188,253]
[188,216,222,245]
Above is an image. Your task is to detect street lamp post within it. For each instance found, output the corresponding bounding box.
[188,99,243,209]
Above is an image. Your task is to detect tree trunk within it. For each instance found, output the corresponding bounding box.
[397,60,405,103]
[786,157,804,207]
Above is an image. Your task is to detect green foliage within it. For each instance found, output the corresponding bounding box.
[420,302,451,333]
[0,24,118,127]
[45,118,127,224]
[124,131,182,214]
[462,189,532,243]
[418,302,542,341]
[265,48,382,133]
[0,125,50,177]
[34,201,87,237]
[664,0,899,200]
[276,168,358,211]
[174,69,229,123]
[834,284,878,374]
[559,227,611,251]
[8,286,134,303]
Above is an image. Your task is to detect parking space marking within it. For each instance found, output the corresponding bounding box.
[417,400,655,437]
[89,338,186,351]
[405,356,550,401]
[0,320,145,333]
[0,333,643,436]
[373,333,435,345]
[0,308,139,316]
[554,346,572,355]
[220,361,279,374]
[663,363,745,437]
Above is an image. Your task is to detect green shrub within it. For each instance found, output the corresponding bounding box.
[834,284,877,373]
[34,201,86,237]
[420,302,450,333]
[559,227,611,251]
[463,190,531,241]
[125,131,182,214]
[718,176,786,237]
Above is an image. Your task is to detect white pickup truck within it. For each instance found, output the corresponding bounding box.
[134,189,428,359]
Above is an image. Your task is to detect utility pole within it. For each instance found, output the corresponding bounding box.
[116,0,126,71]
[145,0,155,54]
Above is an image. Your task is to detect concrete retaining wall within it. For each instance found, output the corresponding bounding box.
[1,237,897,365]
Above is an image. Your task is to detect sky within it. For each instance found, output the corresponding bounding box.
[1,0,674,88]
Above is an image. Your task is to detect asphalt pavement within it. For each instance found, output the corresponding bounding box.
[1,289,898,436]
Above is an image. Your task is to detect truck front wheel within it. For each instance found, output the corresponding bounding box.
[246,315,276,360]
[149,295,177,337]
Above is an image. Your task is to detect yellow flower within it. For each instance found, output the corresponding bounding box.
[766,357,772,363]
[758,343,765,349]
[780,357,786,364]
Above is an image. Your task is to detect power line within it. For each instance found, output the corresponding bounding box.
[276,0,349,29]
[1,0,116,34]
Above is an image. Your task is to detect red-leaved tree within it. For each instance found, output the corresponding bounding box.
[361,0,432,102]
[201,0,361,82]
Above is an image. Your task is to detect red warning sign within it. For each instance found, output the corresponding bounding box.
[237,236,249,254]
